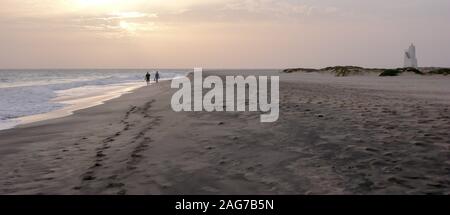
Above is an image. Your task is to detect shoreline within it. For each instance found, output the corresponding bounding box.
[0,69,189,131]
[17,82,146,128]
[0,70,449,194]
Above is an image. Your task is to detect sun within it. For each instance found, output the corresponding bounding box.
[119,21,136,32]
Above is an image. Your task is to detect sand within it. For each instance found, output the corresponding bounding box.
[0,70,449,194]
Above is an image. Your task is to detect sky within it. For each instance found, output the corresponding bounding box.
[0,0,449,69]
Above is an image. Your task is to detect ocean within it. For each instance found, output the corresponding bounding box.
[0,69,189,130]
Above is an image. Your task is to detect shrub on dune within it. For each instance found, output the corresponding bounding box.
[380,69,402,76]
[429,68,450,75]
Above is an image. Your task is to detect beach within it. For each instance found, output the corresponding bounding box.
[0,70,449,195]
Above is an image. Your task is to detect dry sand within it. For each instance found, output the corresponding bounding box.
[0,70,449,194]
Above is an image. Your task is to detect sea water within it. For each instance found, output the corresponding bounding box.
[0,69,188,130]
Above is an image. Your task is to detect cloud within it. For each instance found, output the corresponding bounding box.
[71,12,161,36]
[0,0,344,33]
[155,0,343,24]
[223,0,313,15]
[0,10,160,37]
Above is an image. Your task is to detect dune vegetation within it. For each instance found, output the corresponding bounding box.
[283,66,449,77]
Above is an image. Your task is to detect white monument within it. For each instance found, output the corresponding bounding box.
[404,43,418,68]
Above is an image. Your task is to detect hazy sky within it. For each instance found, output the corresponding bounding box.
[0,0,449,68]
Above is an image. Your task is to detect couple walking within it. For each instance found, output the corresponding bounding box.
[145,71,160,85]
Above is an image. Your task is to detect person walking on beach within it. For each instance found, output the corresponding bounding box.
[154,71,160,83]
[145,72,151,85]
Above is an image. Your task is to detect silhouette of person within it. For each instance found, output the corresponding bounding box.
[154,71,160,83]
[145,72,151,85]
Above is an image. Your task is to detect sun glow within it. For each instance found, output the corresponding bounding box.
[75,0,119,7]
[119,20,136,32]
[71,0,136,12]
[66,1,160,34]
[75,0,115,7]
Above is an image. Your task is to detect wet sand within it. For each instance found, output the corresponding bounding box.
[0,70,449,194]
